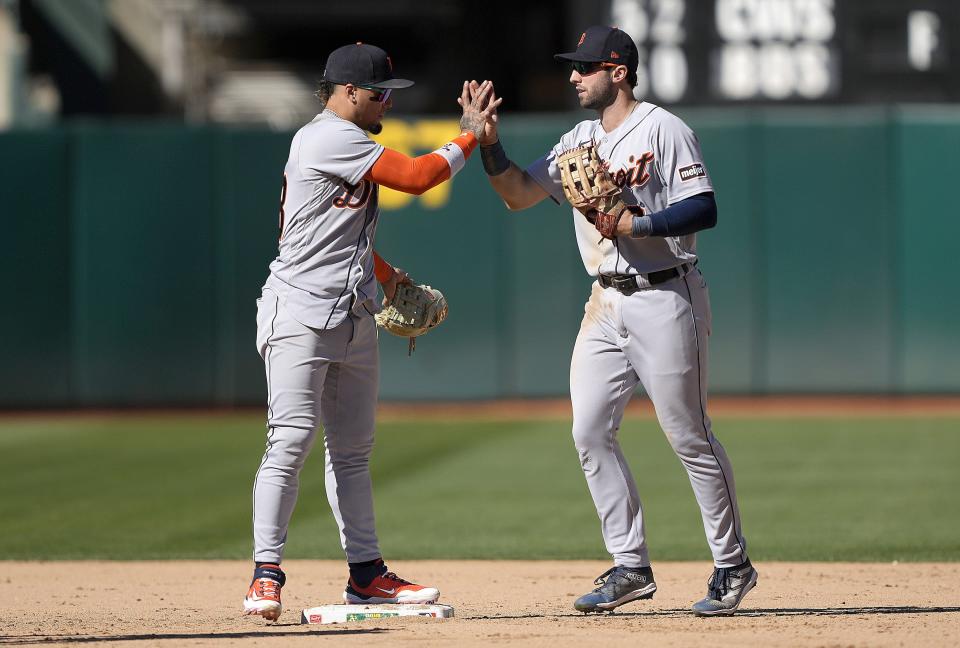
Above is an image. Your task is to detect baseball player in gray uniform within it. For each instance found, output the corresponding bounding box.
[242,42,499,621]
[472,26,757,616]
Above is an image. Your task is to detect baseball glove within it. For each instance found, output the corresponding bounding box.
[557,144,629,240]
[375,282,449,355]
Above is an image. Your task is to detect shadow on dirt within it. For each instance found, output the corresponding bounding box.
[0,627,386,644]
[467,605,960,620]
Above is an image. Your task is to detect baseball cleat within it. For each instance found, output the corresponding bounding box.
[344,569,440,604]
[574,565,657,612]
[243,563,285,621]
[691,559,758,617]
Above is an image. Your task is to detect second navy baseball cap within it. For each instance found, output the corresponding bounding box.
[322,42,414,89]
[554,25,639,70]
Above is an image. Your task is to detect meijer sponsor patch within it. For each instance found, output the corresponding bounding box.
[679,163,706,181]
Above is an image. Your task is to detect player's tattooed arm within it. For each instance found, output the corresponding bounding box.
[467,80,501,146]
[457,80,502,140]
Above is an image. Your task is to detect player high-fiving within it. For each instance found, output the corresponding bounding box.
[470,25,757,618]
[242,42,495,622]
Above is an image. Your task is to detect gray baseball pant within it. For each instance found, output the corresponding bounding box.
[252,287,381,564]
[570,268,747,569]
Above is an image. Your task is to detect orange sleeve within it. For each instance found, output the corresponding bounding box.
[364,133,478,195]
[449,132,478,157]
[373,251,395,283]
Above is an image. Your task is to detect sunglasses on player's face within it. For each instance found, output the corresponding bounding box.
[357,86,392,103]
[571,61,620,76]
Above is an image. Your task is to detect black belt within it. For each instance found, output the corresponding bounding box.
[598,262,696,295]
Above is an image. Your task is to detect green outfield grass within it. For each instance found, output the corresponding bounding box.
[1,412,958,562]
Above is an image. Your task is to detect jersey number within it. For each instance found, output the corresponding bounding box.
[278,173,288,240]
[334,180,373,210]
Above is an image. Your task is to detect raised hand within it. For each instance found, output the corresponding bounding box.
[457,80,502,141]
[465,79,501,146]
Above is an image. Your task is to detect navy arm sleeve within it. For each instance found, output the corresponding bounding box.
[632,192,717,238]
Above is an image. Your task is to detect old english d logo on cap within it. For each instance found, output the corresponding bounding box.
[322,42,413,89]
[554,25,640,69]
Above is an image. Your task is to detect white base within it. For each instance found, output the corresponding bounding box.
[301,603,454,625]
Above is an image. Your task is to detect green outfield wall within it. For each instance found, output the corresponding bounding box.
[2,107,958,406]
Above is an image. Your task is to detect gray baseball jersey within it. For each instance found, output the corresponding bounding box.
[265,110,385,330]
[252,109,474,570]
[523,102,747,571]
[526,101,713,275]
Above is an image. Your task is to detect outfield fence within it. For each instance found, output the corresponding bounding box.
[2,107,958,406]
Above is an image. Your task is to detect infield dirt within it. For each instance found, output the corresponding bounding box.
[3,560,957,647]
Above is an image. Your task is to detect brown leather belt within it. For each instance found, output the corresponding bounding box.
[597,261,696,296]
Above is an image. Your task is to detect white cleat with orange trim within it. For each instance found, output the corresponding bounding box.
[243,564,285,621]
[344,570,440,604]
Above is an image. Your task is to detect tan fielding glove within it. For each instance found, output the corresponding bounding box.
[557,144,629,239]
[375,283,449,355]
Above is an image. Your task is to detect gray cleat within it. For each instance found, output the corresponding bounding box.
[691,559,758,616]
[574,565,657,612]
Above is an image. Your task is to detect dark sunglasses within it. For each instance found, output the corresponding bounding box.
[357,86,392,103]
[572,61,620,75]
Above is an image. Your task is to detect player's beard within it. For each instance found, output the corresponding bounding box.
[580,78,617,111]
[368,122,383,135]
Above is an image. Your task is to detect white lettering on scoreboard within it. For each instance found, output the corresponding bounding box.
[908,11,940,72]
[613,0,690,103]
[606,0,954,104]
[610,0,838,103]
[713,0,837,100]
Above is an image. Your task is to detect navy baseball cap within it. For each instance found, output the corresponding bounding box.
[554,25,639,70]
[322,42,414,89]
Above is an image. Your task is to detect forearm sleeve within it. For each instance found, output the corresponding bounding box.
[364,133,478,195]
[641,192,718,237]
[373,251,395,283]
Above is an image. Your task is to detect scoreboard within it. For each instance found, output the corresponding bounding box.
[607,0,959,104]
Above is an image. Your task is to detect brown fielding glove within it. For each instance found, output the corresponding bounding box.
[557,144,629,240]
[375,283,449,355]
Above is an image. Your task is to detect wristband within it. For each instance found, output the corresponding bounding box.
[631,215,653,238]
[480,139,510,176]
[432,140,467,177]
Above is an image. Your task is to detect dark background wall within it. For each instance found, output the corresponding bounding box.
[2,107,958,407]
